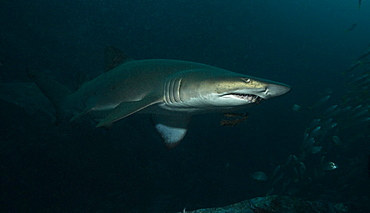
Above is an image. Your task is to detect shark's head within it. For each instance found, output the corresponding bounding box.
[165,69,291,110]
[220,76,290,102]
[199,75,290,107]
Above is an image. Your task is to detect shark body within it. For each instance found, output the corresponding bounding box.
[28,58,290,147]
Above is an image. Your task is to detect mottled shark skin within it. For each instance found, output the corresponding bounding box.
[28,59,290,147]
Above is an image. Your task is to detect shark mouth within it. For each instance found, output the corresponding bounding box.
[230,93,263,103]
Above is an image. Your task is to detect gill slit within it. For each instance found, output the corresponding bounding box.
[164,78,183,104]
[176,78,183,103]
[169,78,175,103]
[165,79,171,104]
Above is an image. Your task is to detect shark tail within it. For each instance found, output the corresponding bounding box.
[27,69,72,124]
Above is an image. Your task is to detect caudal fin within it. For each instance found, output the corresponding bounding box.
[0,82,55,118]
[27,69,71,124]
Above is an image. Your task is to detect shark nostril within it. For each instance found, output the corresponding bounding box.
[264,88,269,95]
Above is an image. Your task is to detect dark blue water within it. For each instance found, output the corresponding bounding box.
[1,0,370,212]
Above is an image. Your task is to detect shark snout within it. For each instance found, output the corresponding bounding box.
[264,83,291,98]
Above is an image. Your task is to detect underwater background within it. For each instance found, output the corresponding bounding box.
[0,0,369,212]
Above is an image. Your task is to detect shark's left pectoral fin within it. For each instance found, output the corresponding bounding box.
[152,114,191,148]
[96,95,161,128]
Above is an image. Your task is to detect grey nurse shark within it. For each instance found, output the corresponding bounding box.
[11,49,290,147]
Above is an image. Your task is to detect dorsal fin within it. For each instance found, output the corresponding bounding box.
[104,46,133,72]
[75,71,89,90]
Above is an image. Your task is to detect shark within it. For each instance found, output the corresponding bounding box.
[24,49,290,147]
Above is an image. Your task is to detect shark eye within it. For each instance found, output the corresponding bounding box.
[243,78,251,83]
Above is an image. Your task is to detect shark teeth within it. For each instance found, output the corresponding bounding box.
[230,93,263,103]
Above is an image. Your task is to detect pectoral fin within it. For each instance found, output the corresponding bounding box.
[152,114,191,148]
[96,95,161,127]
